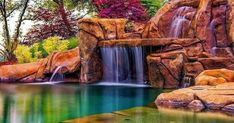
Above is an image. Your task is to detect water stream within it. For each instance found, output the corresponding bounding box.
[49,66,64,82]
[169,6,193,38]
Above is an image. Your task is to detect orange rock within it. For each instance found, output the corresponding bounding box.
[155,83,234,113]
[0,62,42,82]
[195,69,234,86]
[227,0,234,43]
[0,48,81,82]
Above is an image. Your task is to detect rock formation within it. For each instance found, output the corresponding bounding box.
[0,48,80,82]
[77,0,234,87]
[145,0,234,88]
[195,69,234,86]
[155,82,234,113]
[0,0,233,86]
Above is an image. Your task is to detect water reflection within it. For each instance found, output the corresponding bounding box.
[0,84,161,123]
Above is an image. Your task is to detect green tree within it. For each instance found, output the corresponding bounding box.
[0,0,30,61]
[141,0,167,17]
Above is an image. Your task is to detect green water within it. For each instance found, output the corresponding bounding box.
[0,84,234,123]
[0,84,161,123]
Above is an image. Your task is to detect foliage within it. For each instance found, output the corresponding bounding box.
[23,7,77,44]
[68,37,79,49]
[43,36,69,54]
[14,36,78,63]
[92,0,150,23]
[141,0,167,17]
[0,0,30,61]
[30,43,43,59]
[23,0,94,44]
[14,45,33,63]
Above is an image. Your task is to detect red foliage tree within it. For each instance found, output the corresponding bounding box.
[92,0,149,23]
[23,6,77,44]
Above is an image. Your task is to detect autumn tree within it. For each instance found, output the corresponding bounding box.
[92,0,150,23]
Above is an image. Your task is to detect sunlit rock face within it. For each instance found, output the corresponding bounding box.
[195,69,234,86]
[148,0,234,51]
[0,48,80,82]
[145,0,234,88]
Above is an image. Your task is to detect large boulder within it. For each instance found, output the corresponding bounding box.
[0,48,81,82]
[155,82,234,113]
[195,69,234,86]
[147,51,186,88]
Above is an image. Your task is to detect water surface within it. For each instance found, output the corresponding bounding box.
[0,83,161,123]
[0,83,234,123]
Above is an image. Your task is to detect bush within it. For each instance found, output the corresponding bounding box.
[15,45,34,63]
[43,36,69,54]
[15,36,79,63]
[68,37,79,49]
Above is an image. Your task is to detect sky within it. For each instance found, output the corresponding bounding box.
[0,0,35,50]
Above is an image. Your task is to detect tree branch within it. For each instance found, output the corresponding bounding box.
[1,0,11,46]
[13,0,30,46]
[6,4,22,18]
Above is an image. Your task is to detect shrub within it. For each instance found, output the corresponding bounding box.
[68,37,79,49]
[30,43,43,60]
[141,0,167,17]
[43,36,69,54]
[15,45,33,63]
[15,36,78,63]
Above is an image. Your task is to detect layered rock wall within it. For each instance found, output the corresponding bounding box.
[145,0,234,88]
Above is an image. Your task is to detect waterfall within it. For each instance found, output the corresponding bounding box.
[101,46,144,84]
[169,6,192,38]
[131,47,144,83]
[49,66,64,82]
[182,76,193,88]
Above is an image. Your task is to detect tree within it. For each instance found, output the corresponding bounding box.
[141,0,167,17]
[23,0,94,44]
[92,0,150,23]
[0,0,30,61]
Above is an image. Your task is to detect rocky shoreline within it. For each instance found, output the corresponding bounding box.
[155,82,234,114]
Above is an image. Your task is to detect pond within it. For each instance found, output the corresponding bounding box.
[0,83,234,123]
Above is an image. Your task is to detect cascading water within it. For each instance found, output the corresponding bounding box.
[49,66,64,82]
[169,6,193,38]
[101,46,144,84]
[182,76,193,88]
[131,47,144,83]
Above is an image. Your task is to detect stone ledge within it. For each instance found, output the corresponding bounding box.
[98,38,201,47]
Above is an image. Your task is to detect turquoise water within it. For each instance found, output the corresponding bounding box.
[0,83,234,123]
[0,83,161,123]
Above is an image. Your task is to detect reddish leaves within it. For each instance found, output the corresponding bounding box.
[92,0,149,23]
[24,6,77,44]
